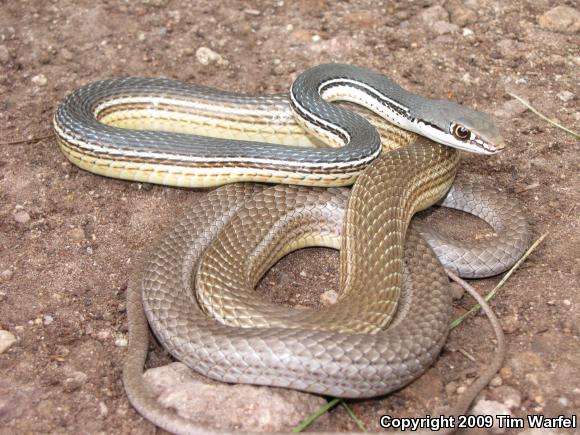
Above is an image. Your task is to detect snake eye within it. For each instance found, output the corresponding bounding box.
[452,124,470,141]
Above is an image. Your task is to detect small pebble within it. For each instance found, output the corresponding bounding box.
[63,369,88,392]
[320,290,338,306]
[299,270,307,277]
[61,48,74,60]
[31,74,48,86]
[43,315,54,325]
[490,375,503,387]
[0,330,17,354]
[13,210,31,224]
[499,366,513,380]
[445,381,458,395]
[1,269,13,281]
[243,8,260,16]
[450,282,465,300]
[556,91,574,102]
[99,402,109,416]
[449,4,476,26]
[195,46,228,67]
[558,396,571,407]
[115,337,128,347]
[0,45,10,63]
[501,314,519,334]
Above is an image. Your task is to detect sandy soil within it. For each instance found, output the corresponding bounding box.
[0,1,578,433]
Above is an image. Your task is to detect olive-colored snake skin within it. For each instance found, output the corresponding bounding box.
[53,65,530,433]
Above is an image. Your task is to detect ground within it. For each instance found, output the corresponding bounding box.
[0,0,578,434]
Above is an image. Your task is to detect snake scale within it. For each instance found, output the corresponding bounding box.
[54,64,530,433]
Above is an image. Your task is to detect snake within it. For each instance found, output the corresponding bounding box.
[53,64,530,432]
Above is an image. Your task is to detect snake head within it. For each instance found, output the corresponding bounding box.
[415,99,505,155]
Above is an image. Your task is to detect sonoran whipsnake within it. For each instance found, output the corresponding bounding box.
[54,64,530,433]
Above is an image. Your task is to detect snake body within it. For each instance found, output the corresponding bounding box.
[54,65,530,431]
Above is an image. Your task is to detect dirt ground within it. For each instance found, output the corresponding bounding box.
[0,0,578,434]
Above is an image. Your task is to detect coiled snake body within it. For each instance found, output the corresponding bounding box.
[54,64,530,432]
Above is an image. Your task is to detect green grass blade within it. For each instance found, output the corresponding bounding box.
[292,398,340,432]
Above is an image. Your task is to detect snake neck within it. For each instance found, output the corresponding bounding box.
[339,141,459,307]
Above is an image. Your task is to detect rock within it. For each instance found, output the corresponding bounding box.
[62,367,88,392]
[0,45,10,63]
[144,363,328,432]
[60,48,74,61]
[31,74,48,86]
[490,375,503,387]
[0,330,17,354]
[43,315,54,326]
[499,366,513,380]
[538,6,580,34]
[490,385,522,410]
[501,314,519,334]
[494,99,527,119]
[99,401,108,416]
[420,5,449,25]
[432,21,459,35]
[471,399,512,434]
[243,8,260,16]
[444,381,458,395]
[558,396,571,407]
[1,269,13,281]
[450,282,465,300]
[320,290,338,306]
[447,2,477,26]
[195,47,228,67]
[114,336,128,347]
[557,90,574,102]
[13,209,31,224]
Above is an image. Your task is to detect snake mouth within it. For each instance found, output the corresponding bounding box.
[483,137,506,154]
[494,139,506,152]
